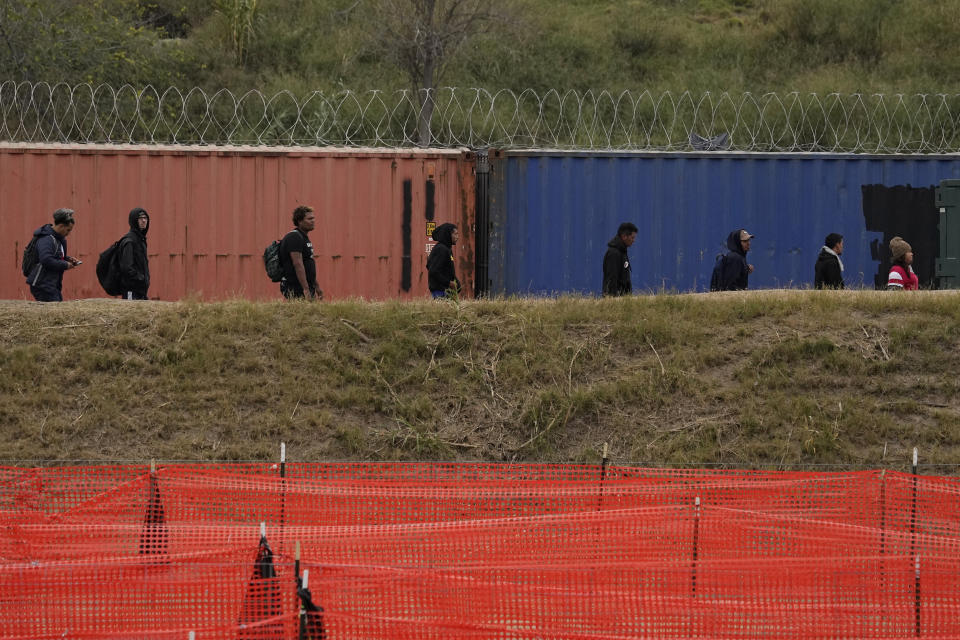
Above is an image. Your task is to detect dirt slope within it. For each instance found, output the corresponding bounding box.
[1,291,958,470]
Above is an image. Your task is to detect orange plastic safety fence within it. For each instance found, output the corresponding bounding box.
[1,464,959,638]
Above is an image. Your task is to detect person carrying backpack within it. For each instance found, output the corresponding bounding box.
[278,205,322,300]
[24,208,81,302]
[712,228,755,291]
[117,207,151,300]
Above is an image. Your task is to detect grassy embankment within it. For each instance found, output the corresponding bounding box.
[2,291,959,470]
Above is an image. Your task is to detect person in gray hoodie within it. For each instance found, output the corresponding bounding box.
[118,207,150,300]
[26,208,80,302]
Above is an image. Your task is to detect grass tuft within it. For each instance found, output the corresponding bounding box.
[1,290,959,469]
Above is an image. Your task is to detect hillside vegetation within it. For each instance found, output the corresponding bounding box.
[2,291,959,470]
[2,0,960,95]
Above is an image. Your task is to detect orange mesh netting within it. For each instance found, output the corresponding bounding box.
[1,463,959,639]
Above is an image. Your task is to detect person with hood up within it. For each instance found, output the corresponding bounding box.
[26,208,80,302]
[814,232,845,289]
[887,236,918,290]
[602,222,638,297]
[716,228,755,291]
[426,223,461,298]
[118,207,151,300]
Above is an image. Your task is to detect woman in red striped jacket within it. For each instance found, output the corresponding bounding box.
[887,236,919,290]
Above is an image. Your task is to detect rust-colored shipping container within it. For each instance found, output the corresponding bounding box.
[0,143,476,300]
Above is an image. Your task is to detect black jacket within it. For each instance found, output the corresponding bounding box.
[602,236,632,296]
[814,248,844,289]
[25,224,71,294]
[718,230,750,291]
[427,223,460,293]
[118,208,150,295]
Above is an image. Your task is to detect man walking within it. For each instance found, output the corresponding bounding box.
[426,223,461,298]
[279,205,322,300]
[602,222,638,297]
[118,207,151,300]
[814,232,844,289]
[714,228,755,291]
[26,208,80,302]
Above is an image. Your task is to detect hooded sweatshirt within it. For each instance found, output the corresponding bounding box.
[118,208,150,296]
[814,246,844,289]
[602,235,632,296]
[426,223,460,293]
[718,229,750,291]
[25,224,71,294]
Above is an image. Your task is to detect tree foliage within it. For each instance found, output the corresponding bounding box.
[0,0,193,86]
[213,0,259,66]
[366,0,517,145]
[2,0,960,103]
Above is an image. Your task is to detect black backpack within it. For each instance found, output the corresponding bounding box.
[263,239,283,282]
[97,239,125,296]
[21,235,41,277]
[709,253,727,292]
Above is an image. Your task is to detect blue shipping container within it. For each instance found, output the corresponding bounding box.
[488,151,960,294]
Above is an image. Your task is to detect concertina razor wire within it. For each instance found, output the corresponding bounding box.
[3,81,960,152]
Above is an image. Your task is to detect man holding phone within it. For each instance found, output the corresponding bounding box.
[26,208,80,302]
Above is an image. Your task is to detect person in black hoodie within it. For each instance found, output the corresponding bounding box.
[602,222,638,296]
[118,207,150,300]
[716,228,755,291]
[814,232,844,289]
[26,208,80,302]
[426,223,461,298]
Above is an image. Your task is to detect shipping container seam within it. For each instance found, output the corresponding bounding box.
[498,148,960,160]
[0,142,474,158]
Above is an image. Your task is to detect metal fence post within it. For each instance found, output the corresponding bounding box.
[692,496,700,598]
[597,443,609,512]
[911,448,920,637]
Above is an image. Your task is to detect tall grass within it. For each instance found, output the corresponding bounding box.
[2,291,960,469]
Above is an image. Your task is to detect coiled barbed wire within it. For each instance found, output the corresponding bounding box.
[2,81,960,152]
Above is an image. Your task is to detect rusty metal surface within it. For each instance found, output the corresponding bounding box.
[0,144,476,301]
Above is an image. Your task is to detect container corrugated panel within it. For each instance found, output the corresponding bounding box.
[0,144,476,301]
[489,151,960,294]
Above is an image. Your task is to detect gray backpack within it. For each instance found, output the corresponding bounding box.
[263,239,283,282]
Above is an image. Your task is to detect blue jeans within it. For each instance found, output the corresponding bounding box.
[430,290,447,299]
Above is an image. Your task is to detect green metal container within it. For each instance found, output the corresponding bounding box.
[936,179,960,289]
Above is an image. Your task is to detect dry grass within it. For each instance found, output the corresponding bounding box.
[1,290,959,470]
